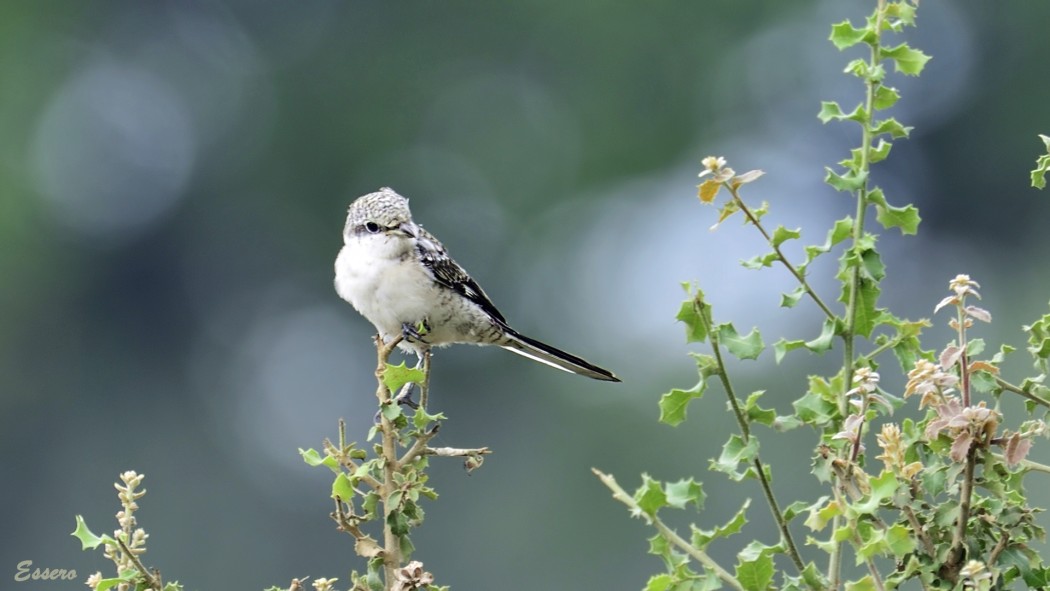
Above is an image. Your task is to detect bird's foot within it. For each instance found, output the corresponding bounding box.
[372,384,420,423]
[394,383,420,409]
[401,320,431,344]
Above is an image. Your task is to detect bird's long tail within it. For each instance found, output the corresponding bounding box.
[500,329,620,382]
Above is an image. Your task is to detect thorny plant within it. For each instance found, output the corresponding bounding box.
[74,337,491,591]
[73,471,178,591]
[595,1,1050,590]
[297,335,490,591]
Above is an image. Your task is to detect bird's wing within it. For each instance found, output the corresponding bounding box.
[414,226,508,325]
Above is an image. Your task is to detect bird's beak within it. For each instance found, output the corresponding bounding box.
[397,221,419,239]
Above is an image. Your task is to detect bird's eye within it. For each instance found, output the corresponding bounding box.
[364,222,381,234]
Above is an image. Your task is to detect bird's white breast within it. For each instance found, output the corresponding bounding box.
[334,234,438,339]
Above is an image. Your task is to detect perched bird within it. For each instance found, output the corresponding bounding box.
[334,187,620,382]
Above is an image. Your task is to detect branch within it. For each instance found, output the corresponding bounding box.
[728,185,836,322]
[995,377,1050,409]
[117,538,163,591]
[423,446,492,457]
[592,469,744,591]
[699,299,811,581]
[374,335,405,586]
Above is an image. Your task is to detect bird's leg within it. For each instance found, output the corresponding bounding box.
[391,352,426,410]
[400,320,431,344]
[394,382,419,409]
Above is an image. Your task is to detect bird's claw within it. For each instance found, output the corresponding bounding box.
[394,384,420,409]
[372,384,420,424]
[401,320,431,344]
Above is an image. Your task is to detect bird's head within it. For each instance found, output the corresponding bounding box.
[343,187,420,243]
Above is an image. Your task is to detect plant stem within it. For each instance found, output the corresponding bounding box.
[117,538,163,591]
[947,446,977,575]
[995,377,1050,409]
[374,335,405,588]
[729,186,836,321]
[701,301,811,581]
[901,505,936,557]
[592,469,745,591]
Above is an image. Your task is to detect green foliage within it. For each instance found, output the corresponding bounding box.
[73,472,185,591]
[1032,134,1050,189]
[596,2,1050,590]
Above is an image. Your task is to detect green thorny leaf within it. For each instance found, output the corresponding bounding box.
[659,354,717,426]
[382,361,426,395]
[867,187,920,235]
[1033,134,1050,189]
[716,323,764,361]
[710,434,760,482]
[676,283,712,344]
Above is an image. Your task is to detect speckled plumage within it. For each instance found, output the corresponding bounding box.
[334,187,619,382]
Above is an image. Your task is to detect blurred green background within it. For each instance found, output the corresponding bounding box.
[3,1,1050,589]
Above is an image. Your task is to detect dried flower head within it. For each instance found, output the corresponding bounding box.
[905,359,959,409]
[312,577,338,591]
[875,423,923,479]
[925,400,1001,462]
[394,561,435,591]
[960,559,992,589]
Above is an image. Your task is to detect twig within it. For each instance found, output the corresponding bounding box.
[698,297,811,580]
[374,335,405,586]
[728,186,836,322]
[592,469,745,591]
[946,445,977,576]
[423,446,492,457]
[902,505,936,558]
[995,377,1050,409]
[117,538,163,591]
[399,426,441,466]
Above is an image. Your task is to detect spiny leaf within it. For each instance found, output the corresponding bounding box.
[774,338,807,363]
[880,42,931,76]
[1032,134,1050,189]
[801,217,853,273]
[717,323,764,360]
[871,117,912,139]
[300,447,341,473]
[659,380,707,427]
[854,470,899,515]
[735,542,775,591]
[332,473,355,501]
[804,497,841,531]
[868,187,921,234]
[692,499,751,549]
[744,391,776,427]
[741,252,778,270]
[711,434,759,481]
[829,20,870,50]
[873,85,900,110]
[825,168,869,192]
[772,225,802,248]
[676,284,710,343]
[382,362,426,395]
[633,474,668,518]
[780,285,806,309]
[793,389,838,426]
[805,318,839,354]
[72,516,107,550]
[665,477,705,511]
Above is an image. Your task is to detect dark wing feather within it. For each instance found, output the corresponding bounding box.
[415,226,508,325]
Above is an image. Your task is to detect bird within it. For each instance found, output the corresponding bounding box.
[334,187,620,382]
